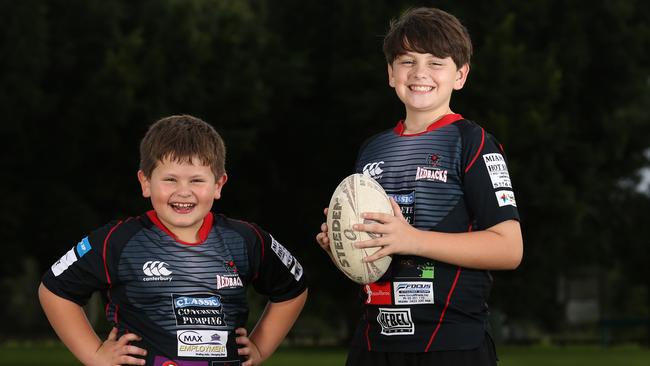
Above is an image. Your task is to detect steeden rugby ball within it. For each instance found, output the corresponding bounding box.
[326,173,393,284]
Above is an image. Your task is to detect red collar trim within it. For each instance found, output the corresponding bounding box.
[393,113,463,136]
[145,210,213,246]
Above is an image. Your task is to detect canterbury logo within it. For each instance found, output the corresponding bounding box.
[142,261,172,276]
[363,161,384,178]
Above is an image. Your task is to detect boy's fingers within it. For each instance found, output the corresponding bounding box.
[323,207,329,216]
[125,345,147,356]
[389,198,404,219]
[117,355,146,365]
[320,222,329,233]
[106,327,119,341]
[235,327,247,336]
[117,332,143,345]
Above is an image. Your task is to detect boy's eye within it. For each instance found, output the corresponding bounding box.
[164,178,176,182]
[191,179,205,183]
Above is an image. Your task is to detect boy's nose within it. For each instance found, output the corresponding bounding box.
[411,63,428,78]
[175,184,192,196]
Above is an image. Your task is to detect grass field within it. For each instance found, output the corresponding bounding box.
[1,341,650,365]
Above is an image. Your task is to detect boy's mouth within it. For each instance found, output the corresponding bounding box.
[170,202,196,213]
[409,85,434,92]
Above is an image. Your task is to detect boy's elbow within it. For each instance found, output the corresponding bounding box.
[506,238,523,270]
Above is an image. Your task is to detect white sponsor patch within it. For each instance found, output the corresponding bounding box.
[377,308,414,336]
[270,236,303,281]
[483,153,512,189]
[177,330,227,358]
[51,248,78,276]
[495,190,517,207]
[393,281,434,305]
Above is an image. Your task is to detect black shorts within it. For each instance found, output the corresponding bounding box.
[345,333,497,366]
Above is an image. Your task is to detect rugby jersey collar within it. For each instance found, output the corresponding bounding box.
[145,210,214,246]
[393,113,463,136]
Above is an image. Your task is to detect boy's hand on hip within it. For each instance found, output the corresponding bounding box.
[94,327,147,366]
[236,327,262,366]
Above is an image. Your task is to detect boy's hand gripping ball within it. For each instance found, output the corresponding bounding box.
[327,173,393,284]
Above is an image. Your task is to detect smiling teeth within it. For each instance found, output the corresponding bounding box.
[172,203,195,208]
[410,86,433,92]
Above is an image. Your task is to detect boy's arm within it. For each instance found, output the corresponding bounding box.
[355,199,523,270]
[238,289,308,365]
[38,283,146,365]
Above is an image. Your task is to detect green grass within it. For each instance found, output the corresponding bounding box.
[1,342,649,365]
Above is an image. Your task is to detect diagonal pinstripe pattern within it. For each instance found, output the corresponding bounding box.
[356,124,463,228]
[113,224,250,334]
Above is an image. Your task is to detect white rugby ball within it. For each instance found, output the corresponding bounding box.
[326,173,393,284]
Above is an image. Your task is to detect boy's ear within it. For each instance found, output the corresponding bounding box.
[213,173,228,200]
[137,170,151,198]
[387,64,395,87]
[454,63,470,90]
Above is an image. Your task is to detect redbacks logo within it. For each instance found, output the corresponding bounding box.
[216,274,243,290]
[415,153,448,183]
[427,154,441,167]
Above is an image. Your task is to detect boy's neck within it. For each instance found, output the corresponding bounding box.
[146,210,214,245]
[403,109,454,134]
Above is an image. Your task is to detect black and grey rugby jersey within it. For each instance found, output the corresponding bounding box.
[351,114,519,352]
[42,211,306,365]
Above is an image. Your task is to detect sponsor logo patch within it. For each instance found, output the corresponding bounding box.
[75,237,92,257]
[363,161,385,179]
[177,330,228,358]
[270,236,303,281]
[483,153,512,189]
[153,356,209,366]
[142,260,173,282]
[495,190,517,207]
[364,281,392,305]
[51,248,78,277]
[377,308,414,336]
[393,259,435,280]
[172,293,225,327]
[393,281,434,305]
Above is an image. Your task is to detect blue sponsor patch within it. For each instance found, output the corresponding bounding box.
[174,295,222,308]
[75,237,92,258]
[389,191,415,205]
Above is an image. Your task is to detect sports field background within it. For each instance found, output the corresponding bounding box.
[2,341,650,366]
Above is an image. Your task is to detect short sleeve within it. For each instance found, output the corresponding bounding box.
[248,224,307,302]
[462,126,520,230]
[41,221,118,306]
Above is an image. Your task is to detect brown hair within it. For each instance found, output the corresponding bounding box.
[139,115,226,179]
[382,7,472,68]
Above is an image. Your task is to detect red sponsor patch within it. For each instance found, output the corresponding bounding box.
[364,281,392,305]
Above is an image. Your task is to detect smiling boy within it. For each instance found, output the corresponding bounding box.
[316,7,522,366]
[40,115,307,366]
